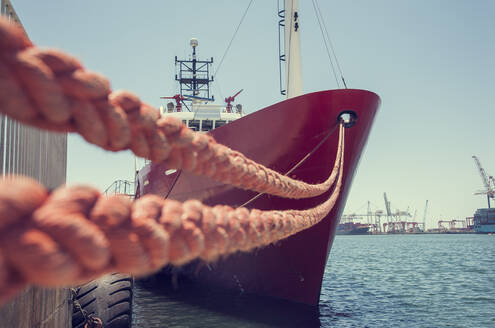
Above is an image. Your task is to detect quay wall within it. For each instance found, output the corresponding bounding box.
[0,1,71,327]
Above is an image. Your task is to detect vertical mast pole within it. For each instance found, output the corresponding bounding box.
[284,0,303,98]
[191,38,198,96]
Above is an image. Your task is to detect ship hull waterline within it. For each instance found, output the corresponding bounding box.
[136,89,380,305]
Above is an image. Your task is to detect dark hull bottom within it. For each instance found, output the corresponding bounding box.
[136,274,321,326]
[336,227,370,235]
[137,89,380,305]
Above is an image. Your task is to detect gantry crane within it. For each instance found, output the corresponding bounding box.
[383,192,392,220]
[422,200,428,232]
[472,155,495,208]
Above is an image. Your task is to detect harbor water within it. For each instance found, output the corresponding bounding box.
[132,234,495,327]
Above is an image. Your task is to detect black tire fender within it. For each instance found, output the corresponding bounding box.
[72,273,133,328]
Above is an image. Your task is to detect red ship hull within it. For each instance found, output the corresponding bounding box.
[137,89,380,305]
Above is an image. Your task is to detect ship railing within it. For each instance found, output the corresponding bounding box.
[104,179,135,199]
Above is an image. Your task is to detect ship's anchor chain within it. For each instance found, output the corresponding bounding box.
[0,17,346,305]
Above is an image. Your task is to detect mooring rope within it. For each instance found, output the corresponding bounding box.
[0,17,347,305]
[0,131,344,304]
[1,17,337,200]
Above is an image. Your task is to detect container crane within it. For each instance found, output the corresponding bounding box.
[383,192,393,227]
[472,155,494,208]
[422,200,428,232]
[383,192,392,218]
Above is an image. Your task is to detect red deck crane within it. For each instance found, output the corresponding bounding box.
[160,94,185,112]
[225,89,243,113]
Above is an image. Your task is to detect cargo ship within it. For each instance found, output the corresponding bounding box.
[336,214,371,235]
[473,208,495,233]
[336,222,370,235]
[135,0,380,306]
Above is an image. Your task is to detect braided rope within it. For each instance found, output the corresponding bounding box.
[0,125,345,304]
[0,16,338,200]
[0,17,348,305]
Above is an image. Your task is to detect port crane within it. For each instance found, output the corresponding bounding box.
[438,219,466,232]
[383,192,392,221]
[382,193,416,233]
[422,200,428,232]
[472,155,495,208]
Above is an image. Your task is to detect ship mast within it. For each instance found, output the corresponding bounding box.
[278,0,303,98]
[174,38,214,109]
[284,0,303,98]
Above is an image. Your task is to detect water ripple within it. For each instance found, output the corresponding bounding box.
[132,234,495,327]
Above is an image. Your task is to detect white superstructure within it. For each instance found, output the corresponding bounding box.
[159,38,244,133]
[159,102,242,133]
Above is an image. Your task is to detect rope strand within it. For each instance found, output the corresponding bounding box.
[0,127,344,304]
[0,16,348,305]
[0,17,340,200]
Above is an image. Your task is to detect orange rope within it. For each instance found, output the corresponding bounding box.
[1,17,338,200]
[0,17,347,305]
[0,127,344,304]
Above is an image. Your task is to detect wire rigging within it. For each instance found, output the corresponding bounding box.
[193,0,254,119]
[314,0,347,88]
[213,65,225,104]
[213,0,255,81]
[286,0,294,95]
[311,0,339,87]
[311,0,347,88]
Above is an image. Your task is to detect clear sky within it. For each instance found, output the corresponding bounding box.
[12,0,495,229]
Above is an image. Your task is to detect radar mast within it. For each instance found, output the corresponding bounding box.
[175,38,215,109]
